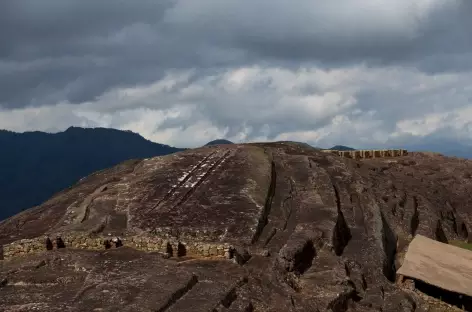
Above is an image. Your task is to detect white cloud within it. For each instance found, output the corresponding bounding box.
[394,106,472,139]
[2,62,472,149]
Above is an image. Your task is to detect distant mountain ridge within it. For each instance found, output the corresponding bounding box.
[0,127,184,220]
[204,139,234,146]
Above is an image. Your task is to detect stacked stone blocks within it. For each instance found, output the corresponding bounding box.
[322,149,408,159]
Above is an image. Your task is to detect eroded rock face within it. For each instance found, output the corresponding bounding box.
[1,142,472,311]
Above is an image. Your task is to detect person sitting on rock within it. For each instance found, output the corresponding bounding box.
[55,236,65,249]
[111,237,123,248]
[103,239,112,249]
[45,236,53,250]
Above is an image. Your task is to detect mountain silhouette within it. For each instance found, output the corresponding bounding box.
[204,139,234,146]
[0,127,184,221]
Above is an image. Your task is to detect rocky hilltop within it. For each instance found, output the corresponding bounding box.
[1,142,472,312]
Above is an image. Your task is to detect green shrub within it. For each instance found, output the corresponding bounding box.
[450,240,472,251]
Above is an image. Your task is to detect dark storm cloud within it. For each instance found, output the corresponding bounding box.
[1,0,471,111]
[0,1,171,56]
[163,0,472,67]
[0,0,211,109]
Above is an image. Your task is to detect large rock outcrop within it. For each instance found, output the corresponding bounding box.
[1,142,472,311]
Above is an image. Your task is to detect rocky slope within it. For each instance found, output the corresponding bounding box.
[1,142,471,312]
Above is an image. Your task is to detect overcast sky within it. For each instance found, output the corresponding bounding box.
[1,0,471,148]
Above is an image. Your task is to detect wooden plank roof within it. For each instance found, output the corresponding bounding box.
[397,235,472,297]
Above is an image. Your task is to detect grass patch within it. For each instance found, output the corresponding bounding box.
[449,240,472,251]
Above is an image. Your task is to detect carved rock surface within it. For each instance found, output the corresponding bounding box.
[1,142,472,311]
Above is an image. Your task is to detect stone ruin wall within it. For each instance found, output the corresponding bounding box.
[1,232,233,261]
[152,226,228,243]
[322,149,408,159]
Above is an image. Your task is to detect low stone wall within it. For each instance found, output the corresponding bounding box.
[127,235,232,258]
[152,226,228,242]
[1,233,233,261]
[2,237,45,259]
[322,149,408,159]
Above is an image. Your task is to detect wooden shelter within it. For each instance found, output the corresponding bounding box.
[397,235,472,309]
